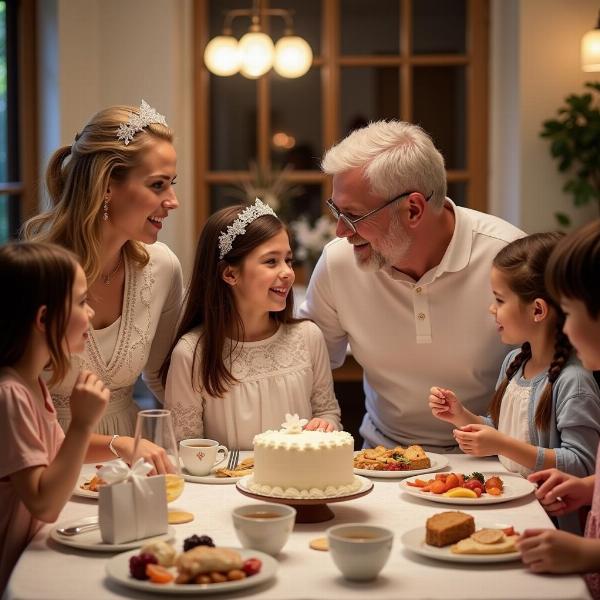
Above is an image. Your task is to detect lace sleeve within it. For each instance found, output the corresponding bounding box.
[164,336,205,442]
[304,322,342,430]
[142,245,184,403]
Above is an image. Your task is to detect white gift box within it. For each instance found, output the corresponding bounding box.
[98,464,168,544]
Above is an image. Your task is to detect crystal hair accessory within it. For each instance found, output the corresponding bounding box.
[218,198,278,260]
[116,99,168,146]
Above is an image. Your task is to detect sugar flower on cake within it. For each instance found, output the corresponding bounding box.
[281,413,308,434]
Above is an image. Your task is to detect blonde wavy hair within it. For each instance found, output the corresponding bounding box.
[22,105,173,284]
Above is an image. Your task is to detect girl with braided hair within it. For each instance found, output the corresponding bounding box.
[517,221,600,592]
[429,233,600,528]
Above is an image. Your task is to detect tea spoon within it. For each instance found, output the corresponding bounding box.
[56,522,99,536]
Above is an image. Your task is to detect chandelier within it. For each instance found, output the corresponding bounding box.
[204,2,313,79]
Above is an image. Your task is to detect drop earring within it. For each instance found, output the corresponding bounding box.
[103,195,109,221]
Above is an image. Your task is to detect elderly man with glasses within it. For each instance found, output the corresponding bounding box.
[299,120,524,452]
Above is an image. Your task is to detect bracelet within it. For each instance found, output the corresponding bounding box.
[109,434,121,458]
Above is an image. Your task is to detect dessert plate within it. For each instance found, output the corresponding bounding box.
[72,474,100,499]
[106,547,277,595]
[50,516,175,552]
[399,472,535,505]
[353,451,449,478]
[181,452,253,485]
[401,521,521,564]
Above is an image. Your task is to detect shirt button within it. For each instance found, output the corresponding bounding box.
[417,312,426,320]
[415,286,422,294]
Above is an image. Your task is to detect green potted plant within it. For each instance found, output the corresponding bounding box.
[540,81,600,226]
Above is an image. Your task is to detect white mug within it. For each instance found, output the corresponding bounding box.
[327,524,394,581]
[232,503,296,556]
[179,438,228,476]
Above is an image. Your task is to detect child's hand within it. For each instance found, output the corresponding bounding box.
[114,437,176,475]
[305,418,335,432]
[452,423,503,456]
[69,370,110,431]
[428,387,464,424]
[528,469,594,516]
[518,529,591,573]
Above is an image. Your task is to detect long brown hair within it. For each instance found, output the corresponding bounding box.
[22,104,173,284]
[546,219,600,319]
[160,204,298,397]
[489,232,572,431]
[0,242,79,386]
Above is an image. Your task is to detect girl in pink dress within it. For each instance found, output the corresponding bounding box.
[0,242,110,593]
[517,220,600,598]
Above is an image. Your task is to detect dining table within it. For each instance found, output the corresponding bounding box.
[5,453,593,600]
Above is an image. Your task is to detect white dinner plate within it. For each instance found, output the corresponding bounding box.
[236,474,373,500]
[399,472,535,505]
[401,521,521,564]
[106,547,278,595]
[50,516,175,552]
[353,452,449,478]
[71,474,101,499]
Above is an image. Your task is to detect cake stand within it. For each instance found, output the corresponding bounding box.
[236,476,373,523]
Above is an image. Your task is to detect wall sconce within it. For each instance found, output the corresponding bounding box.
[582,10,600,72]
[204,2,313,79]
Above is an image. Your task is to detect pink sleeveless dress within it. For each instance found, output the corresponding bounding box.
[584,445,600,599]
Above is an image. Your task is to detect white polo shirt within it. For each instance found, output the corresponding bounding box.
[299,200,524,451]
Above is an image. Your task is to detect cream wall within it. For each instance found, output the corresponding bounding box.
[490,0,600,232]
[38,0,600,274]
[37,0,195,276]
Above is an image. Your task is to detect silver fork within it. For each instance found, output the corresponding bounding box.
[56,521,99,536]
[227,448,239,470]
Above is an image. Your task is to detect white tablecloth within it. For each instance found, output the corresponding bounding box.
[5,454,592,600]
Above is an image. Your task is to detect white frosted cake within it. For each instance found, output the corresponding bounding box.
[248,414,362,499]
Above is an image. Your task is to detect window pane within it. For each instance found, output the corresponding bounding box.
[340,67,399,137]
[0,194,12,242]
[209,184,247,214]
[209,74,257,170]
[412,0,466,55]
[0,1,7,183]
[271,68,321,171]
[412,66,466,169]
[269,0,321,57]
[447,181,467,207]
[341,0,400,55]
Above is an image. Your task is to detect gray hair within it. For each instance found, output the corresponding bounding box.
[321,120,447,210]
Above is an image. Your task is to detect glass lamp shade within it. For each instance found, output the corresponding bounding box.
[582,28,600,72]
[273,36,313,78]
[239,31,274,78]
[204,35,240,76]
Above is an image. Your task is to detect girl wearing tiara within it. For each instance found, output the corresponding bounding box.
[162,200,342,449]
[0,242,109,592]
[23,102,183,465]
[429,233,600,532]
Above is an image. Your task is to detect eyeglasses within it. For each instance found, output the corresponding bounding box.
[326,190,432,234]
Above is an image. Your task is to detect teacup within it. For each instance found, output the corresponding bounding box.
[179,438,228,476]
[232,503,296,556]
[326,524,394,581]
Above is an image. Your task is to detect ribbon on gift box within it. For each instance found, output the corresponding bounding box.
[98,458,154,495]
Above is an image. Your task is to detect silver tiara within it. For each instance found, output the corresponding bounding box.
[218,198,278,260]
[116,100,168,145]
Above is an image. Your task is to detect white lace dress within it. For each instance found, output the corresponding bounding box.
[164,320,342,449]
[50,242,183,436]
